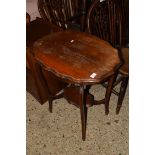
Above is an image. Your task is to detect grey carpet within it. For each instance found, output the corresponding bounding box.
[27,84,128,155]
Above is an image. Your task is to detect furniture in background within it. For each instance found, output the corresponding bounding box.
[38,0,87,31]
[115,48,128,114]
[26,0,88,104]
[119,0,129,45]
[26,13,62,104]
[32,31,120,140]
[86,0,129,114]
[87,0,129,46]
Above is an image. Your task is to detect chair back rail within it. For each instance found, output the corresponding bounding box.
[38,0,87,30]
[86,0,122,48]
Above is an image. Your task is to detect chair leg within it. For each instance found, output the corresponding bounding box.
[105,74,116,115]
[79,86,87,141]
[116,76,129,114]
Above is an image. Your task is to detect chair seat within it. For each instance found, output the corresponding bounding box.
[119,48,129,76]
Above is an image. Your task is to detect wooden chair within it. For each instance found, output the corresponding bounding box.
[86,0,129,114]
[26,0,88,103]
[38,0,87,31]
[27,0,87,48]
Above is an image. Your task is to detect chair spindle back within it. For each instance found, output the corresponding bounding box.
[86,0,122,48]
[38,0,87,30]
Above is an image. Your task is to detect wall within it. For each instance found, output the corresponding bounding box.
[26,0,41,21]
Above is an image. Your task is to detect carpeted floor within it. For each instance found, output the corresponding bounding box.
[26,84,128,155]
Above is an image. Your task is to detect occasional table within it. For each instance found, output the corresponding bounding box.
[32,31,120,140]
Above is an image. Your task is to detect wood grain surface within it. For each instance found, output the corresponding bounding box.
[33,31,120,84]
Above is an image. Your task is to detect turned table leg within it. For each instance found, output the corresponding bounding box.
[79,85,87,141]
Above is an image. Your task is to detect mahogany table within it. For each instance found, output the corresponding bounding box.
[32,31,120,140]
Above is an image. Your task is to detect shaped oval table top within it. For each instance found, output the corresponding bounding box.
[33,31,120,84]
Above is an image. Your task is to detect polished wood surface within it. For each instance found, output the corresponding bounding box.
[33,31,120,84]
